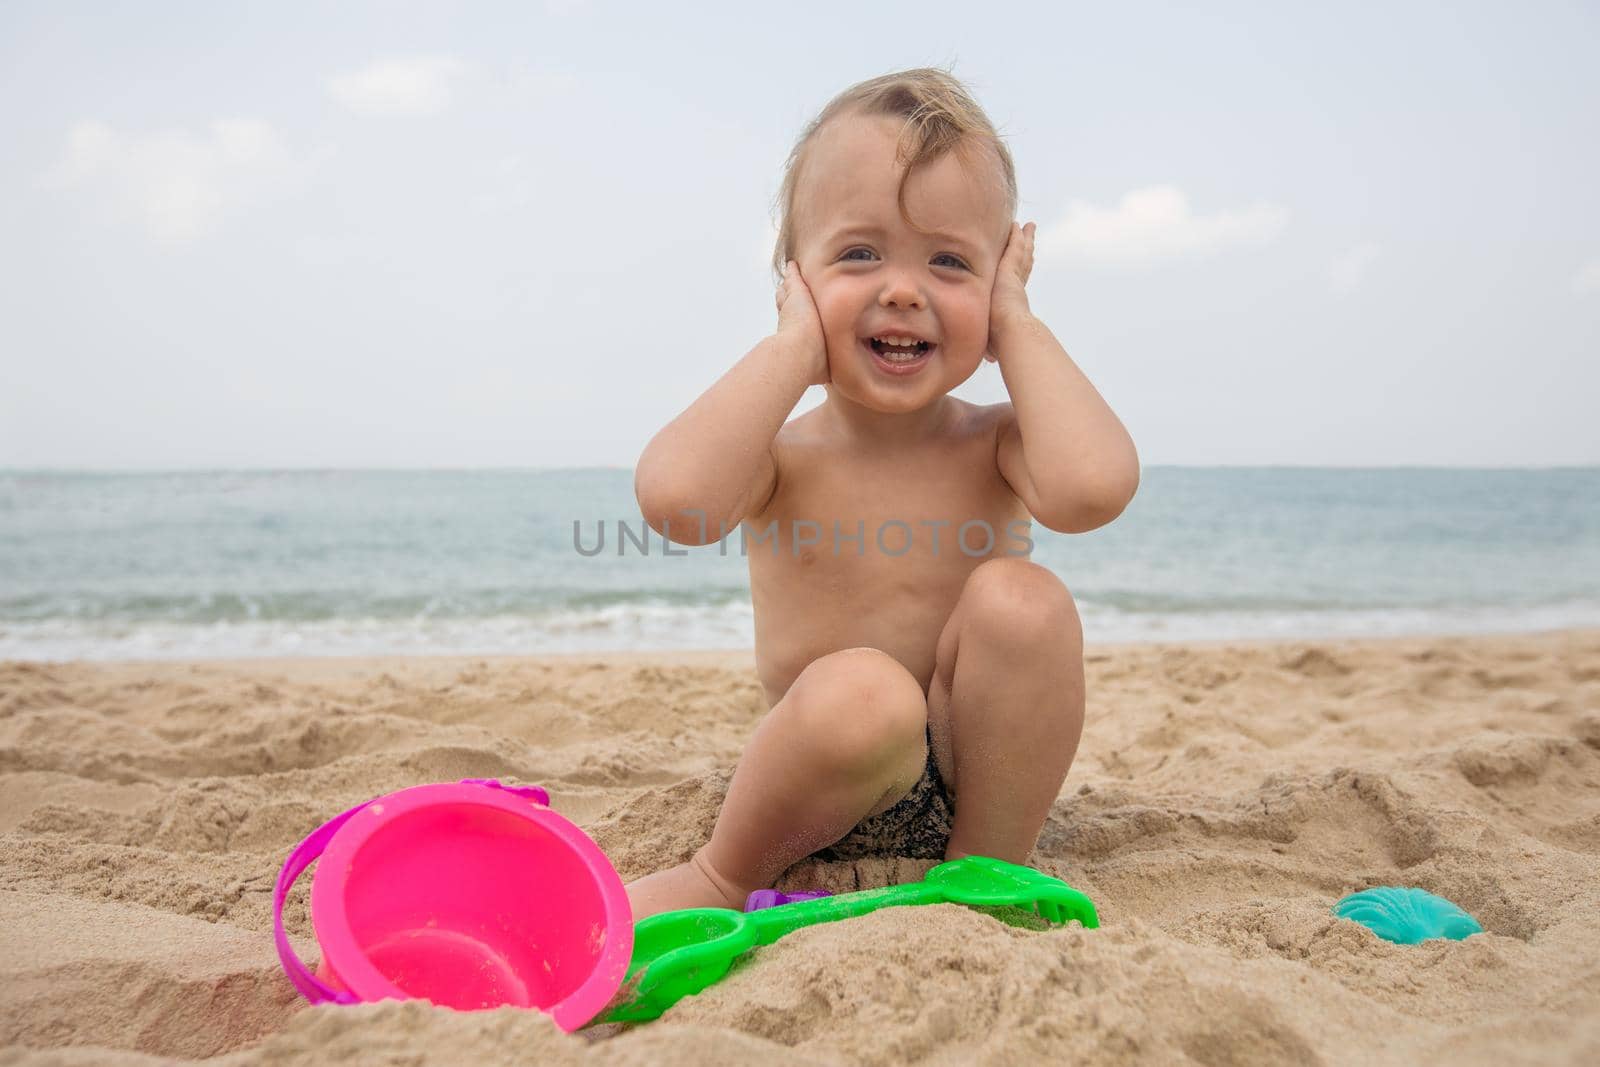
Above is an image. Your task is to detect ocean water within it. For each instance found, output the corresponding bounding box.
[1,467,1596,660]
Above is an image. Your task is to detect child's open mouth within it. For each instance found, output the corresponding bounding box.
[862,336,936,376]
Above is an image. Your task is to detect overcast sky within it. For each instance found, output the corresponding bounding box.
[2,0,1596,469]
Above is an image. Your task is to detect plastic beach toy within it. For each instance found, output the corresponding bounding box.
[1333,887,1483,945]
[272,778,633,1033]
[602,855,1097,1023]
[744,888,832,912]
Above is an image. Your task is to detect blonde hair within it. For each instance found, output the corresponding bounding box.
[770,67,1017,283]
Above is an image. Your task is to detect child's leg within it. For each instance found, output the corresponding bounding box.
[925,559,1085,864]
[625,647,930,919]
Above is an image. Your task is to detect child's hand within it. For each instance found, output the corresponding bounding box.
[984,221,1036,363]
[775,261,830,386]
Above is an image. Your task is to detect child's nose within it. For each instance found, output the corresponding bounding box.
[878,273,925,309]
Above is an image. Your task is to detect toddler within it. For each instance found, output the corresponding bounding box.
[626,68,1139,919]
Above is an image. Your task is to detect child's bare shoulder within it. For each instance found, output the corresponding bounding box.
[772,404,832,450]
[746,407,830,522]
[962,398,1017,436]
[939,399,1018,460]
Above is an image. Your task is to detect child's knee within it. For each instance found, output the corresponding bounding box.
[784,647,928,770]
[961,559,1082,650]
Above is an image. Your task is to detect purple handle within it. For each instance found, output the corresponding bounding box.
[272,778,550,1004]
[744,888,833,912]
[272,798,370,1004]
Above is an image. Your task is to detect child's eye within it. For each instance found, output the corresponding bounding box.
[840,247,969,271]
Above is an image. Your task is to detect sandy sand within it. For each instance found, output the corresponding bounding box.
[3,629,1599,1064]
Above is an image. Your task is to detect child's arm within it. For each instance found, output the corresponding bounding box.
[636,262,828,545]
[987,223,1141,533]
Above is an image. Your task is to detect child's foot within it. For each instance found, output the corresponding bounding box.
[625,849,749,921]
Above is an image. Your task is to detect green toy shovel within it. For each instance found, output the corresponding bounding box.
[600,855,1098,1024]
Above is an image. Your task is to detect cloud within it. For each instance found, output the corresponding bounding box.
[1574,258,1600,296]
[1328,242,1382,295]
[1037,185,1288,268]
[40,118,302,242]
[328,56,468,116]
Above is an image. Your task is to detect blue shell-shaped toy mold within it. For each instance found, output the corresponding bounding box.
[1333,887,1483,945]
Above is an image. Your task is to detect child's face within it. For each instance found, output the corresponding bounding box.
[792,111,1012,415]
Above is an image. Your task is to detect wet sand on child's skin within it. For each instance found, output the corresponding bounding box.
[3,629,1600,1064]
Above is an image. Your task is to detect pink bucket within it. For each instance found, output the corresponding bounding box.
[273,779,633,1032]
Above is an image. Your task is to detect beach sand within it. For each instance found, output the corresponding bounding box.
[3,628,1599,1064]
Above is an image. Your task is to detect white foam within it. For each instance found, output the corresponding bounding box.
[1077,600,1600,645]
[3,599,1597,661]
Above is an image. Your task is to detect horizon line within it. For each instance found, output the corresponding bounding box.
[2,463,1597,475]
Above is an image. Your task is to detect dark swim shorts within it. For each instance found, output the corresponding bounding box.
[812,726,955,862]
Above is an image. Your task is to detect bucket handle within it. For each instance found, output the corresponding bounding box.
[272,779,550,1004]
[273,798,370,1004]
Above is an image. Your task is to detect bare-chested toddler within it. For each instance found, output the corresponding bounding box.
[626,68,1140,920]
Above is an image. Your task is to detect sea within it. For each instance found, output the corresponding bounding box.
[1,467,1596,661]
